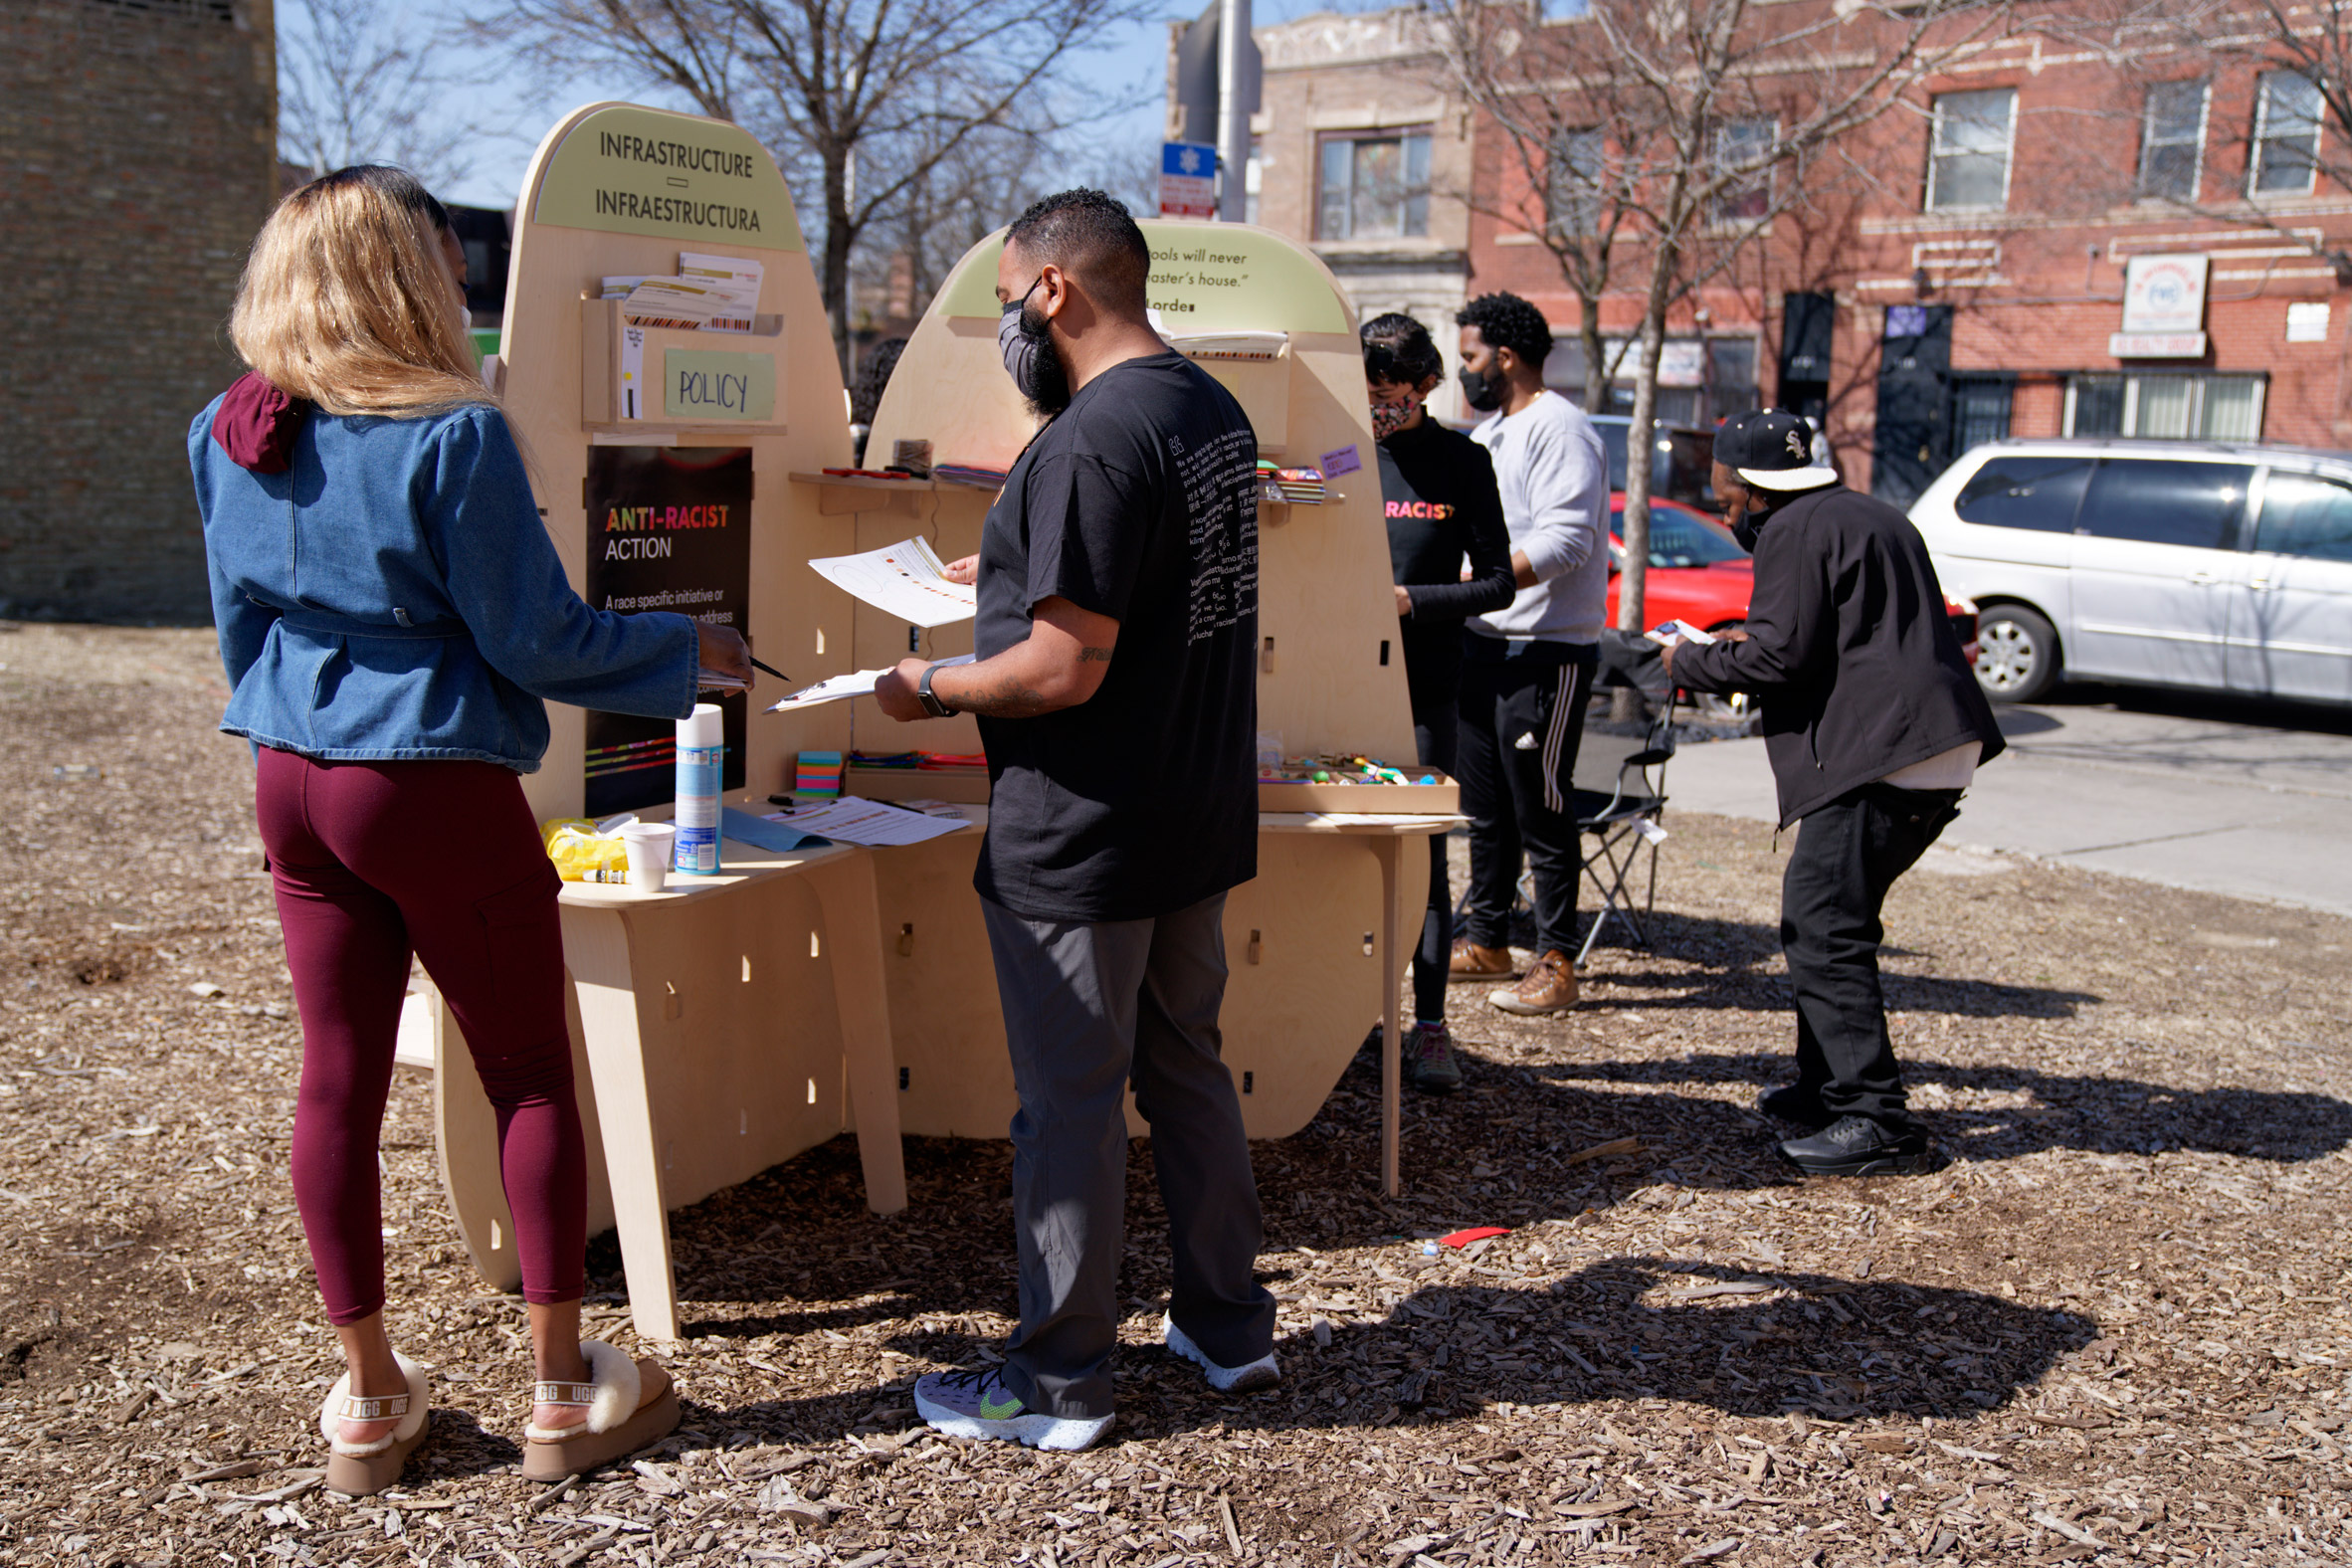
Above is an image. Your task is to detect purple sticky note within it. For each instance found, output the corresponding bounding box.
[1320,444,1362,478]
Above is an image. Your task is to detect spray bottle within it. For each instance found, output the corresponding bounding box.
[673,702,723,876]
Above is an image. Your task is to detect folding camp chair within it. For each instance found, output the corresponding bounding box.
[1564,702,1675,964]
[1455,695,1676,963]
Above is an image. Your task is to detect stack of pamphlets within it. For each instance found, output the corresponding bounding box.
[1164,329,1287,361]
[600,253,764,332]
[933,462,1009,490]
[794,750,844,797]
[1257,459,1326,504]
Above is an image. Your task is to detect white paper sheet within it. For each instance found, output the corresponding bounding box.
[763,654,973,711]
[1644,619,1717,648]
[807,537,976,627]
[761,798,968,847]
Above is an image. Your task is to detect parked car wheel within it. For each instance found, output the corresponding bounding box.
[1973,604,2059,703]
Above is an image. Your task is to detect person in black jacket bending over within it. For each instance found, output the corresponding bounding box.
[1662,409,2005,1177]
[1362,313,1516,1092]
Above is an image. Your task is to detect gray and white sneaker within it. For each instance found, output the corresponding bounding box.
[912,1368,1111,1452]
[1162,1314,1280,1393]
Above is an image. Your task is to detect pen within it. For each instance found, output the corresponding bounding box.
[750,656,790,682]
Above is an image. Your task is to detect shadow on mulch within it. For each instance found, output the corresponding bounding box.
[677,1257,2091,1448]
[1506,909,2103,1020]
[1522,1049,2352,1166]
[629,1108,2108,1454]
[402,1408,521,1484]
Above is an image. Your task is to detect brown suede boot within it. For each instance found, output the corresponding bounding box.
[1488,949,1579,1015]
[1448,938,1515,981]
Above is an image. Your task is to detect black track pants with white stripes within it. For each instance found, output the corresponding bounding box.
[1455,636,1597,960]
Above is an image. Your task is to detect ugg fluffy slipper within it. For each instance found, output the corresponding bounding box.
[318,1352,431,1497]
[520,1340,681,1482]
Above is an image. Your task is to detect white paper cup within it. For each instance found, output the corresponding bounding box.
[620,822,675,892]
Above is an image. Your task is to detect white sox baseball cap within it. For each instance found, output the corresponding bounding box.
[1714,408,1838,491]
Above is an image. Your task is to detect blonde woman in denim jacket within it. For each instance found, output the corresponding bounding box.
[187,166,750,1492]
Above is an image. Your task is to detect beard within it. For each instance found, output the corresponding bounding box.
[1016,303,1072,418]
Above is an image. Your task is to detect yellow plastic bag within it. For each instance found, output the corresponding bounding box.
[540,818,629,882]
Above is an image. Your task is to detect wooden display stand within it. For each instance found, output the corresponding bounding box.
[428,103,910,1340]
[857,220,1454,1192]
[430,122,1457,1338]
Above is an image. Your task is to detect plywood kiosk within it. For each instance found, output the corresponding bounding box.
[428,102,915,1340]
[431,144,1459,1339]
[842,220,1454,1189]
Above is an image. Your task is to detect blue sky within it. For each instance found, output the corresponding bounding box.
[424,0,1343,212]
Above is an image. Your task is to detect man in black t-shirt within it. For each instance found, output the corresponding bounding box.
[873,190,1275,1453]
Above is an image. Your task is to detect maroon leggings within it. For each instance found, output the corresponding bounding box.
[256,749,586,1323]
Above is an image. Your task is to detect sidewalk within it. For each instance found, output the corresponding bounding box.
[1666,702,2352,915]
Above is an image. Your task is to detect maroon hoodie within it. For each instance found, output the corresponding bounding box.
[210,372,307,474]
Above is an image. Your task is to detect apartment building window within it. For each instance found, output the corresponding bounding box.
[2065,372,2265,440]
[2253,71,2322,195]
[1706,337,1760,423]
[1317,128,1432,241]
[1710,117,1777,224]
[1548,127,1605,235]
[1245,133,1263,226]
[2137,81,2208,200]
[1951,374,2014,455]
[1925,89,2016,211]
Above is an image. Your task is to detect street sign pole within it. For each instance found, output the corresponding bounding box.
[1216,0,1252,221]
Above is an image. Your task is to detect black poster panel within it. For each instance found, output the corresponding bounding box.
[582,446,752,816]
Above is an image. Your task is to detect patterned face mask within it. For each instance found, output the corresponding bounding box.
[998,276,1070,416]
[1370,392,1419,441]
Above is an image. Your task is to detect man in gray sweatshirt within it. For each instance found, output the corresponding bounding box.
[1449,293,1612,1016]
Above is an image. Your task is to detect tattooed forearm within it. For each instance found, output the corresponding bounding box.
[930,605,1115,717]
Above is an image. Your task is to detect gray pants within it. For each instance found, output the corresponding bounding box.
[981,891,1277,1419]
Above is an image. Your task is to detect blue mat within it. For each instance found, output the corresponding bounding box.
[720,806,829,853]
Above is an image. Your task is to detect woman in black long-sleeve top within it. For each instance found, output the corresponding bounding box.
[1362,313,1517,1092]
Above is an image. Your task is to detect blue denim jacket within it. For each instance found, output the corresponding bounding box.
[189,399,697,771]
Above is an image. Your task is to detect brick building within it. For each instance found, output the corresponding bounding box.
[2,0,279,622]
[1786,23,2352,501]
[1194,8,1479,423]
[1225,3,2352,502]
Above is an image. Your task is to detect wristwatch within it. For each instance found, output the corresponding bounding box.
[915,663,953,719]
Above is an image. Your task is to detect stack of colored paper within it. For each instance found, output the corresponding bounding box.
[934,463,1009,490]
[794,750,844,797]
[1256,460,1325,504]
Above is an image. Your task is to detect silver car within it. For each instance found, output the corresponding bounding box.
[1907,438,2352,704]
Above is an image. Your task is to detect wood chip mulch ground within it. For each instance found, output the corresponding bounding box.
[1,622,2346,1567]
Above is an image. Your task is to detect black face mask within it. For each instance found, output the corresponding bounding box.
[999,280,1071,418]
[1459,361,1505,412]
[1732,505,1770,554]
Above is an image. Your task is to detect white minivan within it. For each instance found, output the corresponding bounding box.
[1907,438,2352,705]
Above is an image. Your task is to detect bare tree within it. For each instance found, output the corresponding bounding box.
[1432,9,1646,415]
[280,0,481,190]
[475,0,1156,373]
[1436,0,2016,637]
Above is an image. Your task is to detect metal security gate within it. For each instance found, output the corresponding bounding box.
[1870,303,1953,507]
